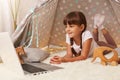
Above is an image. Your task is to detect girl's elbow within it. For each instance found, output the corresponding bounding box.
[81,55,88,60]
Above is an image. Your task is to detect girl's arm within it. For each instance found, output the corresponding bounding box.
[62,38,92,62]
[50,38,92,64]
[63,43,73,58]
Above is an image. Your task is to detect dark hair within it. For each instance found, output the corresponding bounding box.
[63,11,87,56]
[63,11,87,30]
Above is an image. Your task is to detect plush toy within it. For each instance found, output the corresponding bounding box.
[91,46,120,66]
[16,46,26,64]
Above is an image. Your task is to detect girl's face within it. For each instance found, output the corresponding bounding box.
[65,24,84,38]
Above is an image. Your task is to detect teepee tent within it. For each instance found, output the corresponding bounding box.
[0,0,120,48]
[1,1,120,80]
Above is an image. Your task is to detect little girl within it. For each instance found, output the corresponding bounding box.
[50,11,117,64]
[50,11,95,64]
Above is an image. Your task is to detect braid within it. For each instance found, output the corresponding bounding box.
[70,38,73,45]
[70,38,78,56]
[80,32,83,49]
[78,32,83,56]
[70,32,84,57]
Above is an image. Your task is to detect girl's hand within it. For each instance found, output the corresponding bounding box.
[50,56,63,64]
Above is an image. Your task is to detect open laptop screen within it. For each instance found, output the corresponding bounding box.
[0,32,24,76]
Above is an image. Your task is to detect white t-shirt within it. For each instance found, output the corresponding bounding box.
[66,30,98,57]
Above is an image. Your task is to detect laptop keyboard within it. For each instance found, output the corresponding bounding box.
[22,64,47,73]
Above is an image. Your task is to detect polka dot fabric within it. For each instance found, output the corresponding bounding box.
[49,0,120,46]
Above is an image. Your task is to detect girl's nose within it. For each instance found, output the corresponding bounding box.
[65,27,70,32]
[65,25,70,32]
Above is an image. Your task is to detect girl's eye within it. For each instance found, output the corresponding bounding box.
[70,25,74,27]
[65,25,67,28]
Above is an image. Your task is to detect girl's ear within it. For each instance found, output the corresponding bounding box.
[80,24,85,31]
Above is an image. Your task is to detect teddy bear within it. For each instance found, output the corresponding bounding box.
[16,46,26,64]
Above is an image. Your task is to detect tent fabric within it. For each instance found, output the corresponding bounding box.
[12,0,58,48]
[50,0,120,46]
[3,0,120,48]
[11,11,33,47]
[16,0,49,25]
[109,0,120,24]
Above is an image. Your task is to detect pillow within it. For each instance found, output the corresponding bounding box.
[22,47,50,63]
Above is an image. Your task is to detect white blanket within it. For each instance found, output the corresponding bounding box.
[0,50,120,80]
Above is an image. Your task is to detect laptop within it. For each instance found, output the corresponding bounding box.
[0,32,62,76]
